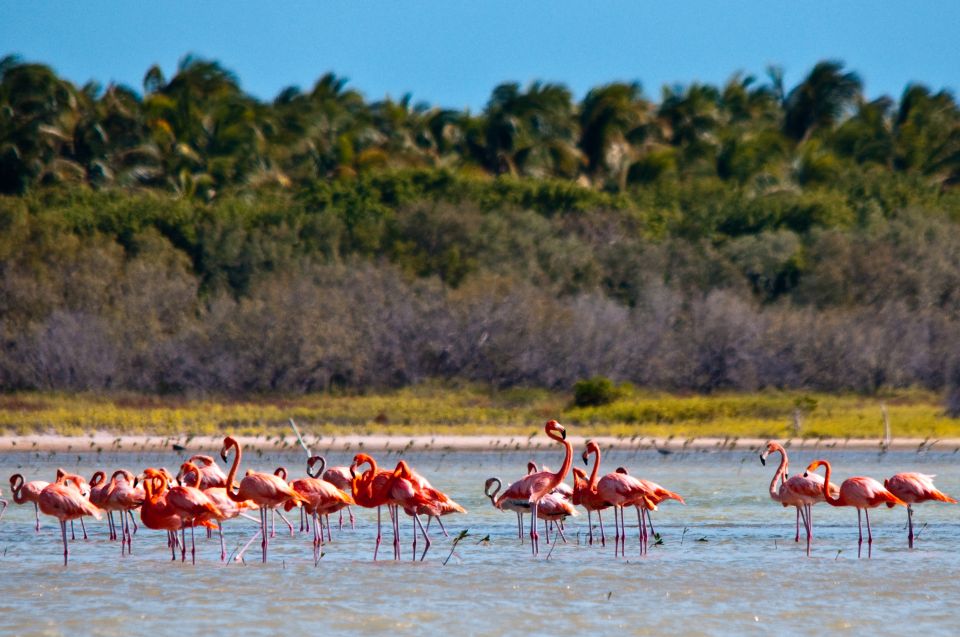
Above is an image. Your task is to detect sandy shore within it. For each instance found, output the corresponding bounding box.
[0,433,956,453]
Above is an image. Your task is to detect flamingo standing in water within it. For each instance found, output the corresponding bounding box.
[804,459,906,558]
[179,455,228,489]
[392,460,465,559]
[322,463,356,530]
[285,456,355,562]
[137,469,187,560]
[10,474,50,532]
[104,470,145,555]
[485,477,529,541]
[350,453,398,560]
[177,461,260,562]
[493,420,572,556]
[37,471,102,565]
[760,441,838,556]
[883,472,956,548]
[220,436,305,563]
[572,467,610,546]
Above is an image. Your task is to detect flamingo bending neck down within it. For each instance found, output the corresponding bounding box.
[805,459,906,558]
[485,477,527,542]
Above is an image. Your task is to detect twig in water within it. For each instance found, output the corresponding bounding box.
[835,550,842,560]
[443,530,469,565]
[914,522,929,541]
[288,418,312,457]
[680,527,689,546]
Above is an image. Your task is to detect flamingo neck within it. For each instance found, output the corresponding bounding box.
[182,463,202,489]
[820,462,842,506]
[546,431,573,487]
[224,441,244,502]
[11,475,26,504]
[485,478,501,505]
[587,447,601,490]
[768,448,787,502]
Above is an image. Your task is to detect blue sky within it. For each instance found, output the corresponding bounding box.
[3,1,958,110]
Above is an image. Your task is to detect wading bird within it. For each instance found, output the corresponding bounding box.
[10,474,49,531]
[38,471,102,565]
[805,459,906,558]
[321,462,356,530]
[285,456,355,562]
[883,472,956,548]
[760,441,838,556]
[220,436,305,563]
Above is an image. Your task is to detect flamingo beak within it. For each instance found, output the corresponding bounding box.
[560,428,567,441]
[759,454,766,466]
[219,448,228,462]
[581,452,589,466]
[349,467,356,479]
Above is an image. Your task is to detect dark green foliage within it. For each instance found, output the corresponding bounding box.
[573,377,625,407]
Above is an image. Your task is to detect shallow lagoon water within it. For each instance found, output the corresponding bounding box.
[1,446,958,636]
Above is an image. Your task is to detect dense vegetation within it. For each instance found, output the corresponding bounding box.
[2,54,960,400]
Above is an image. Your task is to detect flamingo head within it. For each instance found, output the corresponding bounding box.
[89,470,106,488]
[307,455,325,479]
[526,460,538,474]
[571,467,587,481]
[484,477,502,498]
[274,466,288,480]
[759,441,782,466]
[220,436,238,462]
[545,420,566,440]
[350,453,374,478]
[804,459,828,477]
[581,439,599,465]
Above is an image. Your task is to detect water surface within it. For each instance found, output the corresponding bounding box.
[1,447,958,636]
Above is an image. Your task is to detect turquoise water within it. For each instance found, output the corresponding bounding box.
[1,447,958,636]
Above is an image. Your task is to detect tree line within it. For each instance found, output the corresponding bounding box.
[2,54,960,400]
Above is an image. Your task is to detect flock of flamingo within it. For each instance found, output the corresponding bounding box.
[0,422,956,566]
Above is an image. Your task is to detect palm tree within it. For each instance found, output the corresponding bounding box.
[893,84,960,185]
[578,81,655,190]
[783,60,862,142]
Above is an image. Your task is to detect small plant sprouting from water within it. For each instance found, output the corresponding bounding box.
[475,534,490,545]
[652,532,663,546]
[680,527,689,545]
[835,549,842,560]
[443,529,469,565]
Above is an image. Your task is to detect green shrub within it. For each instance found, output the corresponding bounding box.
[573,376,625,407]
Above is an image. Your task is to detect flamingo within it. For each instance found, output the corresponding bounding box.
[760,441,838,556]
[485,477,528,541]
[493,420,572,556]
[10,474,50,531]
[220,436,306,563]
[266,466,296,538]
[38,471,102,565]
[535,491,578,544]
[321,463,356,530]
[104,470,145,555]
[137,470,188,560]
[0,487,6,521]
[805,459,906,558]
[571,467,610,546]
[179,455,228,490]
[162,465,223,564]
[178,461,261,561]
[350,453,398,560]
[883,472,956,548]
[88,471,115,539]
[392,460,465,559]
[283,456,355,562]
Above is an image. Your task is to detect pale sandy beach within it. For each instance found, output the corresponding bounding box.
[0,433,955,453]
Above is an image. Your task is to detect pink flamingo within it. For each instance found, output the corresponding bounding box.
[535,491,577,544]
[485,477,529,541]
[393,460,465,559]
[179,455,228,490]
[10,474,50,531]
[165,464,223,564]
[178,461,260,561]
[220,436,306,563]
[321,463,356,530]
[38,471,102,565]
[760,441,838,556]
[883,472,956,548]
[805,459,906,558]
[285,456,355,562]
[493,420,572,556]
[572,467,610,546]
[104,470,145,555]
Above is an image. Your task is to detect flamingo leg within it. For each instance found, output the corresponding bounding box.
[857,508,863,559]
[349,505,355,529]
[373,506,382,561]
[393,506,402,560]
[530,501,540,555]
[34,502,40,532]
[262,508,270,563]
[414,512,431,561]
[120,512,127,556]
[555,520,568,543]
[0,498,6,521]
[795,506,801,542]
[587,510,594,545]
[128,510,138,534]
[276,510,295,537]
[543,518,550,545]
[619,507,626,557]
[325,514,332,542]
[80,517,88,540]
[865,509,873,558]
[70,520,76,541]
[635,507,644,555]
[60,519,69,566]
[108,511,116,541]
[516,512,523,542]
[907,504,914,549]
[412,514,418,561]
[436,516,449,537]
[338,509,343,531]
[190,523,196,565]
[597,510,606,546]
[234,527,262,562]
[219,523,226,562]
